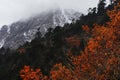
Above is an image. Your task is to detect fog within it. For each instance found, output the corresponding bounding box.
[0,0,110,27]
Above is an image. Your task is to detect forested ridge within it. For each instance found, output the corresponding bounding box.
[0,0,120,80]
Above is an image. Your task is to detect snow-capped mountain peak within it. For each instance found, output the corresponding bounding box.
[0,8,81,49]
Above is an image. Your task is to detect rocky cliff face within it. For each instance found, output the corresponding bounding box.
[0,8,81,49]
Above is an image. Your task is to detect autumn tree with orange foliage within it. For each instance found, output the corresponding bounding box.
[20,66,49,80]
[50,63,75,80]
[65,36,81,48]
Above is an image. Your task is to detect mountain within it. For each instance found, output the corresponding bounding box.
[0,8,81,49]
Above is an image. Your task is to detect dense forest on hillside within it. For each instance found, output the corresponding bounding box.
[0,0,120,80]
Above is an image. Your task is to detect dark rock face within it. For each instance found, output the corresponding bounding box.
[0,8,81,49]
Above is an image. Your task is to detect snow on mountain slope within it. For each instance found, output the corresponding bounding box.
[0,8,81,49]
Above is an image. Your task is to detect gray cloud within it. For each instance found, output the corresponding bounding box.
[0,0,110,27]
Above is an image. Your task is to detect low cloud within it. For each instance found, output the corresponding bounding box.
[0,0,109,27]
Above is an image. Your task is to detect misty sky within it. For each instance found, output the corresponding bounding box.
[0,0,110,27]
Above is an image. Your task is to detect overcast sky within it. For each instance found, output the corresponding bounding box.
[0,0,110,27]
